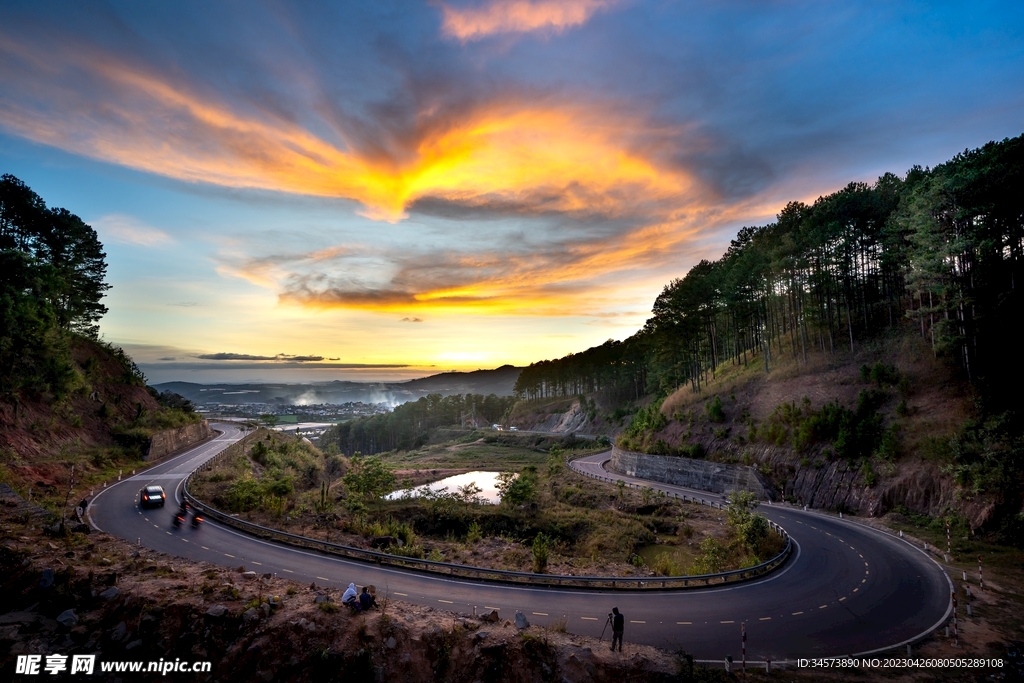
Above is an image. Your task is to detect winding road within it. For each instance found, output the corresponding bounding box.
[88,423,952,662]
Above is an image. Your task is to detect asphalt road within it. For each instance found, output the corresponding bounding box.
[88,424,952,661]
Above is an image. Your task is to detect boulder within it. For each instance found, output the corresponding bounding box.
[314,594,332,604]
[205,605,228,618]
[241,571,258,580]
[514,611,530,630]
[371,535,399,549]
[242,608,259,623]
[99,586,120,600]
[39,568,54,588]
[56,609,77,628]
[479,609,500,623]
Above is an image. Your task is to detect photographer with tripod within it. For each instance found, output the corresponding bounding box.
[601,607,625,652]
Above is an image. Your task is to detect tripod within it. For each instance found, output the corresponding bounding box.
[599,613,613,641]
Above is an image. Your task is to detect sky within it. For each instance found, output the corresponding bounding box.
[2,1,1022,384]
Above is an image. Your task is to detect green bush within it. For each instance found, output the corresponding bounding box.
[652,552,682,576]
[690,537,726,575]
[532,532,550,573]
[705,396,725,423]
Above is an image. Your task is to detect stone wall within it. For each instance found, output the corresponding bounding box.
[608,446,775,499]
[145,421,212,462]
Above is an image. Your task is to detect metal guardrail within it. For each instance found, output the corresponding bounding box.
[182,446,792,591]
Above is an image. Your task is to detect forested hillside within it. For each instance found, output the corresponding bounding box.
[1,174,111,398]
[320,393,516,456]
[0,175,202,513]
[513,135,1024,537]
[516,135,1023,403]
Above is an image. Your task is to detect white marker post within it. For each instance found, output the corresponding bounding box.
[741,624,746,674]
[952,591,958,647]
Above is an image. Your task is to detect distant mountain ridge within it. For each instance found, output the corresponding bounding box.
[154,364,523,407]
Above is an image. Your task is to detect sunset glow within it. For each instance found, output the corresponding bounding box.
[1,1,1021,382]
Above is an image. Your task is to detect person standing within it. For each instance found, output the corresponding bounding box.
[610,607,624,652]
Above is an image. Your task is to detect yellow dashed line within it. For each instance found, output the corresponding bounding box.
[533,612,548,616]
[282,569,294,573]
[181,539,188,543]
[759,617,771,621]
[201,546,210,550]
[394,593,408,597]
[316,577,329,581]
[853,588,859,592]
[630,620,646,624]
[792,611,804,615]
[439,600,453,604]
[251,562,262,566]
[677,621,692,625]
[862,579,866,583]
[721,620,735,624]
[839,597,846,601]
[819,605,828,609]
[484,606,500,610]
[581,617,598,621]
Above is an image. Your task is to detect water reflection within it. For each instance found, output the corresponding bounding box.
[386,471,503,504]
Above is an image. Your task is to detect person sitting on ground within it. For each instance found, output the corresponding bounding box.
[359,586,377,612]
[342,583,359,610]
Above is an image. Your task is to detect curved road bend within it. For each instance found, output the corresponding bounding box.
[88,424,951,661]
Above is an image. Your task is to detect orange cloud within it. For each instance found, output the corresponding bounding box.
[438,0,615,41]
[2,32,743,320]
[0,34,691,224]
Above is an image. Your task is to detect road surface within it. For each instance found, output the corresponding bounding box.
[88,424,951,661]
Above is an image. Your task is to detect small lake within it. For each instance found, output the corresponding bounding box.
[386,471,503,504]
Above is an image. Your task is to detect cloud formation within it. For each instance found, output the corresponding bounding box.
[0,33,699,225]
[438,0,615,41]
[195,352,325,362]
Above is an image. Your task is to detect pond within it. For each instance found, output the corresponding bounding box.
[386,471,504,504]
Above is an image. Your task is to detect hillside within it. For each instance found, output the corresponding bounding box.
[0,175,206,516]
[507,134,1024,543]
[154,365,523,409]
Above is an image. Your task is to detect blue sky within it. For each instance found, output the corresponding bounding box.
[2,1,1022,383]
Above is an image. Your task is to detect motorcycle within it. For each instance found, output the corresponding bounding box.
[191,511,204,528]
[173,511,185,528]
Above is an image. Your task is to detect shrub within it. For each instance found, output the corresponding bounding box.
[532,532,550,573]
[690,537,726,575]
[705,396,726,423]
[652,552,682,576]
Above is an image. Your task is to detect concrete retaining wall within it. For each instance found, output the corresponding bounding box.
[609,446,774,499]
[146,421,212,462]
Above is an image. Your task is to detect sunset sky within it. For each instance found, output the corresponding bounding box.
[2,1,1022,384]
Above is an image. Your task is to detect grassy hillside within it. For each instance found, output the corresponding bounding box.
[0,334,202,515]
